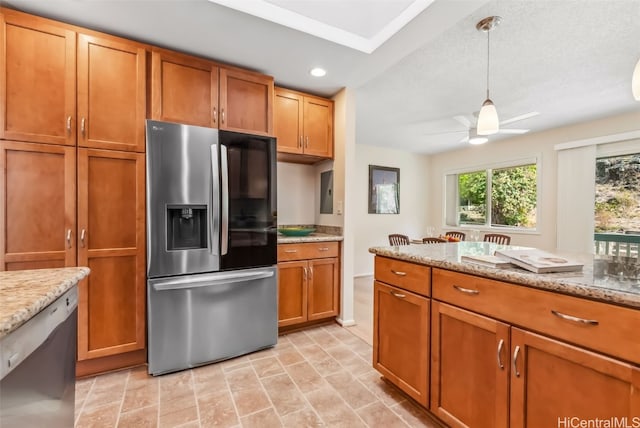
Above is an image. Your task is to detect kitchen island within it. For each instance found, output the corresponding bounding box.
[369,242,639,427]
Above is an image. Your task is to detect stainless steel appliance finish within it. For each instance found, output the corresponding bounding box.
[145,120,278,375]
[146,121,221,278]
[0,287,78,428]
[148,266,277,375]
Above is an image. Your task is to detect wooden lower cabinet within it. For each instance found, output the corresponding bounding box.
[0,141,76,270]
[430,301,509,428]
[510,328,640,427]
[278,257,339,327]
[76,148,146,374]
[277,242,340,328]
[374,280,429,407]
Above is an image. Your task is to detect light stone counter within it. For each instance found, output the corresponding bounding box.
[277,232,343,244]
[369,242,640,309]
[0,267,90,339]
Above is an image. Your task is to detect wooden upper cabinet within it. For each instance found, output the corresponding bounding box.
[77,34,146,152]
[0,141,76,271]
[219,67,273,135]
[510,328,640,427]
[274,89,303,154]
[151,49,219,128]
[274,87,333,161]
[303,96,333,158]
[76,148,146,360]
[0,10,76,146]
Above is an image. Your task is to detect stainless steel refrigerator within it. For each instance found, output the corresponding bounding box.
[145,120,278,376]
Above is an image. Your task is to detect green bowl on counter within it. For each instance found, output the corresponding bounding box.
[277,227,316,236]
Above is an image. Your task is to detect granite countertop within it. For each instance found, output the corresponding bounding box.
[369,242,640,309]
[278,232,344,244]
[0,267,90,339]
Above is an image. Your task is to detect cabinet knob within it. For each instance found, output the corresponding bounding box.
[512,345,521,378]
[66,229,72,248]
[221,108,225,124]
[81,117,86,136]
[496,339,505,370]
[305,136,309,148]
[213,107,217,123]
[299,135,303,148]
[66,116,72,134]
[80,229,86,247]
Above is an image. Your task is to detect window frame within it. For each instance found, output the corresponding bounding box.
[443,156,542,232]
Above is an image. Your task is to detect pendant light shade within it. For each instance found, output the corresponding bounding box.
[476,16,502,136]
[633,57,640,101]
[477,98,499,135]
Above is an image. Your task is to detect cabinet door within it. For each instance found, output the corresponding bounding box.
[307,257,339,320]
[220,68,273,135]
[278,260,308,326]
[76,148,145,360]
[274,88,303,154]
[0,141,76,270]
[303,96,333,158]
[151,50,218,128]
[430,301,510,428]
[77,34,146,152]
[510,327,640,427]
[373,280,429,406]
[0,11,76,145]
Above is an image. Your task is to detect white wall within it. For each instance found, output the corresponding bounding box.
[426,111,640,252]
[354,144,431,276]
[276,162,316,225]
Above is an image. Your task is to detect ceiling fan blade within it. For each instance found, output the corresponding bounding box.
[497,128,529,134]
[500,111,540,126]
[452,115,471,128]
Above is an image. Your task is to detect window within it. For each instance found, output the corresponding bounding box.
[594,152,640,233]
[446,161,538,229]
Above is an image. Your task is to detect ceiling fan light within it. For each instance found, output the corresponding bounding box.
[633,58,640,101]
[477,99,499,135]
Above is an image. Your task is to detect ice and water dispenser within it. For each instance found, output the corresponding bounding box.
[166,205,208,250]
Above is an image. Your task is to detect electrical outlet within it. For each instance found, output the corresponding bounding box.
[337,201,343,215]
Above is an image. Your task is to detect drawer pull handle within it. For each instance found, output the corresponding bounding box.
[513,345,521,378]
[551,310,599,326]
[284,249,298,253]
[497,339,505,370]
[390,291,406,299]
[391,270,407,276]
[318,247,329,251]
[453,285,479,295]
[303,267,307,280]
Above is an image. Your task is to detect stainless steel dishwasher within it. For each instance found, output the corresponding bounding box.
[0,286,78,428]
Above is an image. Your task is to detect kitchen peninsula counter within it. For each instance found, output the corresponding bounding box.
[369,242,640,309]
[0,267,90,339]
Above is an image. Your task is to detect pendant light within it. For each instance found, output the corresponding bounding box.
[476,16,502,136]
[633,57,640,101]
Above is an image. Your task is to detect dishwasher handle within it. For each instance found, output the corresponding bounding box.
[152,269,274,291]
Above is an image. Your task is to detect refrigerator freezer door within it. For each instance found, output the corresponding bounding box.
[146,120,221,278]
[147,267,278,375]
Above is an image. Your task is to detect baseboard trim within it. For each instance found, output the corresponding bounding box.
[336,317,356,327]
[354,273,374,279]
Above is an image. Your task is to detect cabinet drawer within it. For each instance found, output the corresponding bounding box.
[375,257,430,297]
[432,268,640,365]
[277,242,339,261]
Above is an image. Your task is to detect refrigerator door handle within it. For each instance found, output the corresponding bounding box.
[152,269,275,291]
[210,144,220,255]
[221,144,229,255]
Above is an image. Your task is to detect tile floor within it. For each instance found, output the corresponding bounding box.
[74,323,442,427]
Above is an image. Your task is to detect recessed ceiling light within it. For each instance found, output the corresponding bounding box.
[310,67,327,77]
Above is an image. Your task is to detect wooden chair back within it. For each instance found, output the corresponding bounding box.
[388,234,410,246]
[423,237,447,244]
[445,231,466,241]
[483,233,511,245]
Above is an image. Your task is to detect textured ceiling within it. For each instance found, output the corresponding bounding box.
[2,0,639,154]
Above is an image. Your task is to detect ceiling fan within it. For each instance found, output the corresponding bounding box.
[424,111,540,144]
